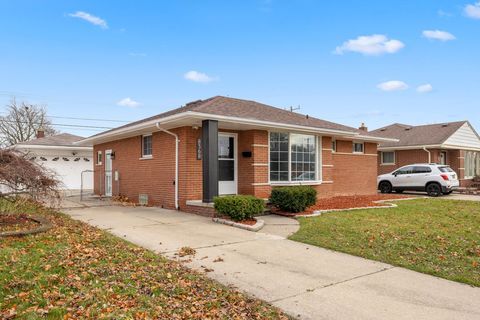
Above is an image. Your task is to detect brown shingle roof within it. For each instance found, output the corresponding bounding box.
[370,121,467,148]
[89,96,378,139]
[17,133,88,147]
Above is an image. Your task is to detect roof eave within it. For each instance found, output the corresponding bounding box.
[379,144,480,152]
[78,111,388,145]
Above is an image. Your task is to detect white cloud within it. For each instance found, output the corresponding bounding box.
[184,70,215,83]
[437,10,453,17]
[422,30,456,41]
[334,34,404,56]
[377,80,409,92]
[117,97,141,108]
[465,2,480,19]
[417,84,433,93]
[129,52,147,57]
[69,11,108,29]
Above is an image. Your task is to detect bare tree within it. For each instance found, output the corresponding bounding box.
[0,148,60,206]
[0,98,57,147]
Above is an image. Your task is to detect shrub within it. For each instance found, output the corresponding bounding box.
[214,195,265,222]
[269,186,317,213]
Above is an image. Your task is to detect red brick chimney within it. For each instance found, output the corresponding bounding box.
[359,123,368,132]
[36,128,45,139]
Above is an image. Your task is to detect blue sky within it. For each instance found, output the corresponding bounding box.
[0,0,479,137]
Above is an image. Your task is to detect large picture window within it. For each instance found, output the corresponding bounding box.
[270,132,317,182]
[465,151,480,178]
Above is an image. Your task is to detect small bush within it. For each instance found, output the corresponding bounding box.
[214,195,265,221]
[269,186,317,213]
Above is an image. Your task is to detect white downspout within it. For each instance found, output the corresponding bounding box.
[423,146,431,163]
[155,122,179,210]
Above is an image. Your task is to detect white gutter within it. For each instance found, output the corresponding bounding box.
[422,146,431,163]
[155,122,179,210]
[14,144,93,151]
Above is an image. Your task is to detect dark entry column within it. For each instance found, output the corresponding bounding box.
[202,120,219,202]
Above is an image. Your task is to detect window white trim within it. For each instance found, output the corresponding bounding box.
[380,151,395,165]
[268,131,322,184]
[96,151,103,166]
[353,142,364,154]
[141,134,153,158]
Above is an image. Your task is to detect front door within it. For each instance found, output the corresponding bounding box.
[218,133,237,195]
[439,152,447,165]
[105,150,113,196]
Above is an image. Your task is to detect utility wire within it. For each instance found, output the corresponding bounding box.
[0,119,113,130]
[0,112,129,124]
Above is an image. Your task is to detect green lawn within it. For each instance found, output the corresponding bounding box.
[0,199,288,319]
[290,199,480,287]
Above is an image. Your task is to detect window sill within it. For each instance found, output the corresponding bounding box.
[139,156,153,160]
[269,181,323,186]
[95,163,102,166]
[380,163,395,166]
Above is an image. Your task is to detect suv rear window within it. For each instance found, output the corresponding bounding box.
[438,166,453,173]
[413,166,432,173]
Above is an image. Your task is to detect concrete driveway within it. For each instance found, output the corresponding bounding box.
[65,206,480,320]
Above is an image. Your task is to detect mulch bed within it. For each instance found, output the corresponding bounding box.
[0,213,39,233]
[272,194,414,217]
[236,218,257,226]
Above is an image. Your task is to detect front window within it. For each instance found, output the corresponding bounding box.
[96,151,102,165]
[381,151,395,165]
[142,135,152,157]
[353,142,364,153]
[465,151,480,178]
[270,132,317,182]
[331,139,336,153]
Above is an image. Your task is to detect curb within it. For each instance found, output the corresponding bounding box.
[297,197,421,219]
[0,215,53,238]
[212,217,265,232]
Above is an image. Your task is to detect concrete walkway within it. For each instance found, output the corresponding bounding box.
[65,206,480,320]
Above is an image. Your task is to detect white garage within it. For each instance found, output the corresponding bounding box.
[14,133,93,192]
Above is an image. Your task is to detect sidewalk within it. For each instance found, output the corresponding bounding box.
[65,205,480,320]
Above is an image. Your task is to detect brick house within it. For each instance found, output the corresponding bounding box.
[370,121,480,187]
[78,96,394,214]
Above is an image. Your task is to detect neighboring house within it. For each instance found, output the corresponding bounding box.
[371,121,480,187]
[14,131,94,191]
[77,96,394,214]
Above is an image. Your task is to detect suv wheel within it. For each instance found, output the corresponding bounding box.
[426,183,442,197]
[379,181,392,194]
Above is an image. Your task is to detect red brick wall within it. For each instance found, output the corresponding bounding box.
[378,149,430,175]
[93,130,177,208]
[93,128,379,212]
[328,140,378,196]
